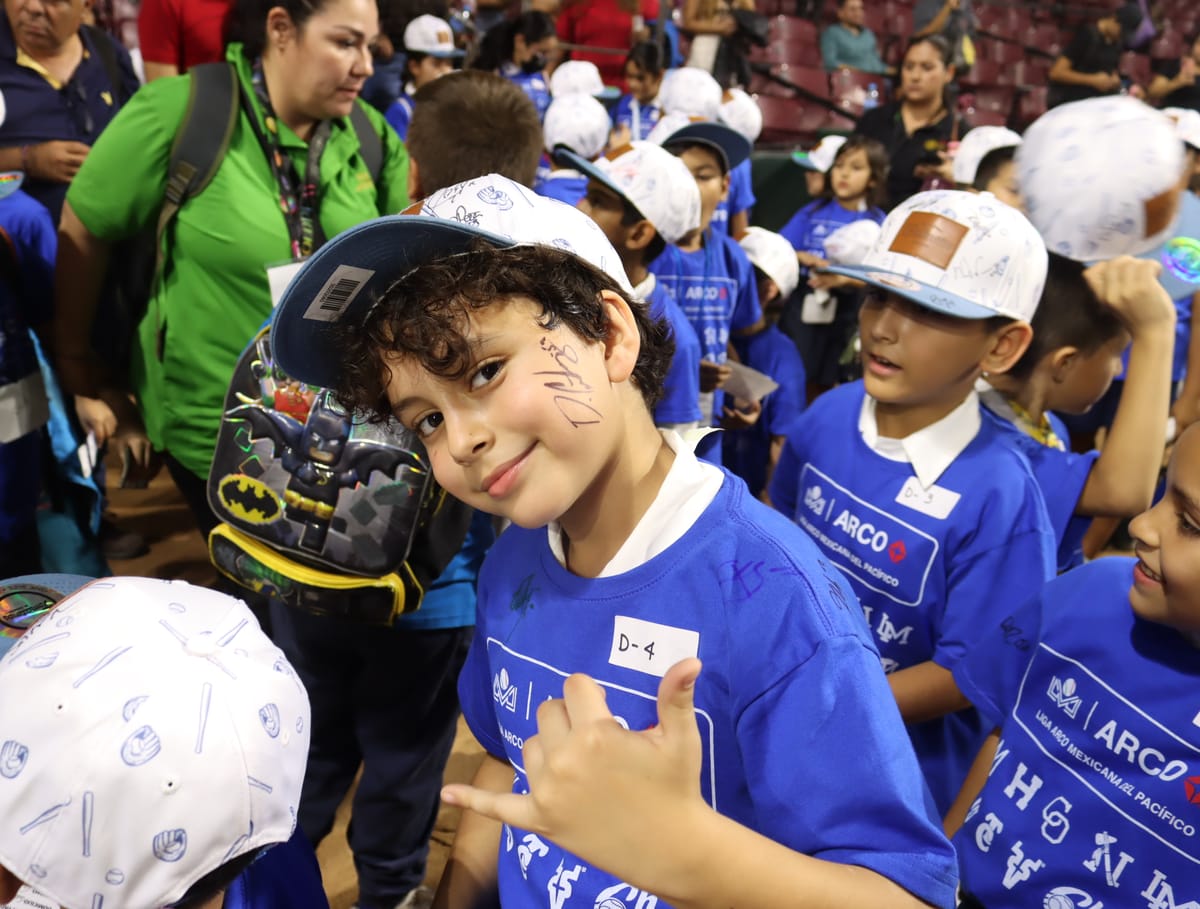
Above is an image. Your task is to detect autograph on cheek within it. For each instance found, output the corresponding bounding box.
[535,337,603,428]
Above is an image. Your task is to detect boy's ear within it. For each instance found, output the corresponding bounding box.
[407,158,423,202]
[626,219,657,253]
[1048,345,1081,383]
[0,865,22,903]
[599,289,641,384]
[720,172,731,202]
[982,320,1034,375]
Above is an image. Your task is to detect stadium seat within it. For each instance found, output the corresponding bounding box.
[1120,51,1152,85]
[755,94,846,145]
[1016,86,1047,128]
[829,66,889,115]
[771,14,818,44]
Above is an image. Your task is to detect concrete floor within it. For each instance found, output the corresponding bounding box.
[106,462,485,908]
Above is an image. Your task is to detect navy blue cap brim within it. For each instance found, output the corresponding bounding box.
[661,122,751,173]
[823,265,1000,319]
[270,215,518,389]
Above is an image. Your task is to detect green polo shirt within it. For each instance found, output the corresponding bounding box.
[68,44,410,477]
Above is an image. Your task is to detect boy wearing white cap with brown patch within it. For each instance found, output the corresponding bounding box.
[951,125,1022,208]
[724,226,808,500]
[0,574,321,909]
[268,173,959,909]
[771,189,1058,815]
[384,14,464,141]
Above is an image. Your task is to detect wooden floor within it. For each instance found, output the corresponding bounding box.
[106,463,485,908]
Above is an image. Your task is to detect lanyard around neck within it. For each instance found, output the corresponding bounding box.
[248,58,330,259]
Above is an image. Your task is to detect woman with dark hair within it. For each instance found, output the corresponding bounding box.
[54,0,409,534]
[852,35,965,209]
[1149,30,1200,112]
[472,9,557,119]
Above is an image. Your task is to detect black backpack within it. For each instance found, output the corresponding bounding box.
[99,60,384,375]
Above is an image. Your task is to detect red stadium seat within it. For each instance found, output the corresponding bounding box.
[961,58,1003,87]
[1149,32,1185,60]
[771,14,818,44]
[829,66,889,114]
[755,94,846,145]
[1120,51,1152,85]
[1016,86,1047,128]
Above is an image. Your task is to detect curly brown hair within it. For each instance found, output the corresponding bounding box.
[329,242,674,422]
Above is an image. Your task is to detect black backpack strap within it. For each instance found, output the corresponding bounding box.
[348,102,383,185]
[154,62,239,284]
[81,25,131,106]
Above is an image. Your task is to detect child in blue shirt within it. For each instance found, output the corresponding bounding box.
[650,122,763,461]
[473,11,556,120]
[534,95,612,207]
[725,226,807,499]
[780,135,888,398]
[562,140,704,431]
[0,181,53,577]
[770,190,1058,815]
[270,173,959,909]
[611,42,664,142]
[711,88,761,239]
[979,253,1176,572]
[944,423,1200,908]
[382,14,464,141]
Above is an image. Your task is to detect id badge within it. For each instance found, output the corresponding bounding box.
[800,288,836,324]
[266,259,307,309]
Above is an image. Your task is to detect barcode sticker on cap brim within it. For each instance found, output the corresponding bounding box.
[302,265,376,322]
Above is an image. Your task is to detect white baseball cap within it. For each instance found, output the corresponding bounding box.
[1018,96,1185,261]
[271,174,634,388]
[739,227,800,299]
[719,88,762,143]
[549,60,619,100]
[824,189,1048,321]
[557,141,702,245]
[1164,106,1200,152]
[0,576,310,909]
[952,125,1022,186]
[657,66,723,120]
[791,135,846,173]
[543,93,612,160]
[823,219,882,266]
[403,14,464,58]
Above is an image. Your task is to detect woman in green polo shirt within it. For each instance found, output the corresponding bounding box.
[53,0,409,534]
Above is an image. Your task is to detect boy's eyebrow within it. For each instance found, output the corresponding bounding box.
[1173,484,1200,517]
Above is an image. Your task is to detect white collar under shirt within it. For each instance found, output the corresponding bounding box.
[858,390,982,490]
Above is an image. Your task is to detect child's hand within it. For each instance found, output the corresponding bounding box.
[441,659,708,886]
[721,398,762,430]
[1083,256,1175,338]
[74,394,117,446]
[699,359,732,392]
[809,271,863,291]
[796,251,827,269]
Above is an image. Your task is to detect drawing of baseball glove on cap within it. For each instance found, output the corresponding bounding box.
[0,575,310,909]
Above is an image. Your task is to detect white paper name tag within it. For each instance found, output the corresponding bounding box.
[266,260,306,309]
[608,616,699,678]
[894,476,961,520]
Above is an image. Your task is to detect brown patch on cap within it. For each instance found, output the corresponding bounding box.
[1144,186,1181,240]
[436,28,451,42]
[888,211,969,269]
[604,143,635,161]
[400,200,424,216]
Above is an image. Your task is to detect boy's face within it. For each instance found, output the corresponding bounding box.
[383,295,630,529]
[1046,332,1129,415]
[984,160,1021,210]
[677,145,729,232]
[578,181,634,251]
[410,54,454,88]
[1128,425,1200,636]
[859,291,1000,415]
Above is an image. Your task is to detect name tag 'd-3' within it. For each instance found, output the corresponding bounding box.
[609,616,700,678]
[894,476,961,520]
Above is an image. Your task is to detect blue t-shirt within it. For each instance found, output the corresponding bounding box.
[780,197,886,262]
[0,21,139,222]
[0,189,54,388]
[710,159,755,238]
[224,832,329,909]
[724,325,806,497]
[499,62,551,120]
[383,90,415,141]
[611,93,661,140]
[392,508,493,630]
[459,474,959,909]
[649,233,762,437]
[981,404,1098,574]
[770,382,1057,813]
[952,557,1200,908]
[532,171,587,207]
[646,276,702,427]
